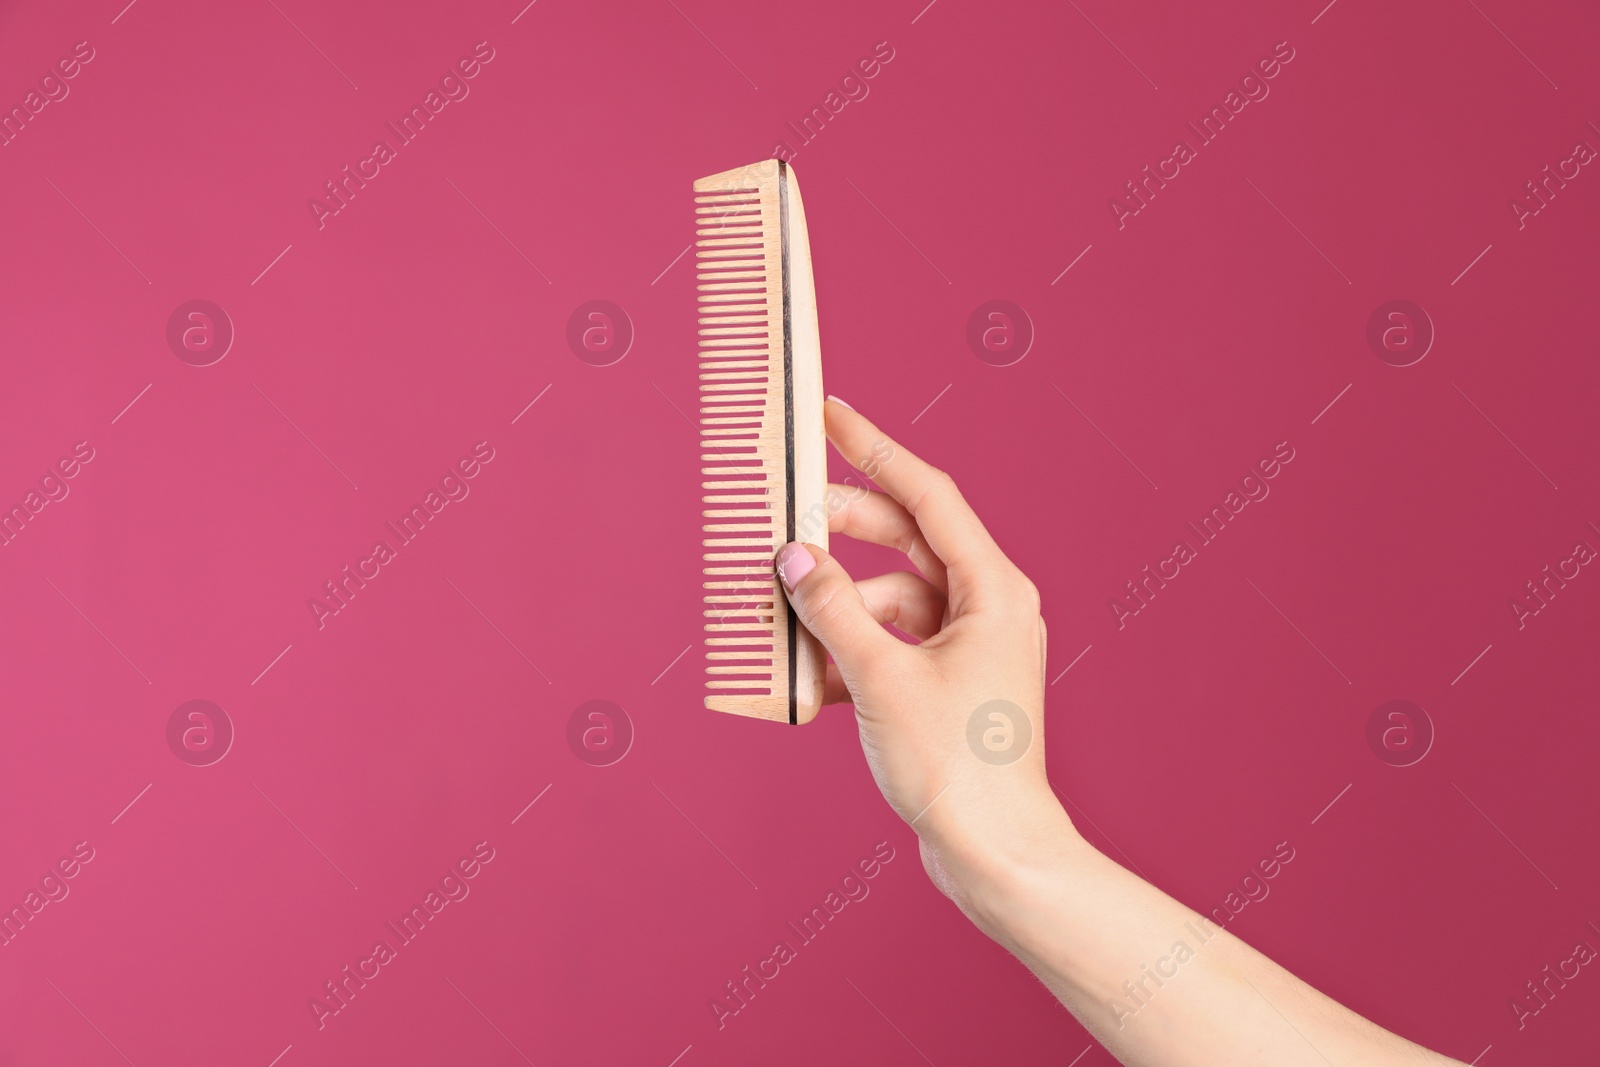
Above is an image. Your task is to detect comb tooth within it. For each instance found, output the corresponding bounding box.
[697,281,770,292]
[696,245,766,257]
[698,369,767,379]
[698,390,767,401]
[698,337,775,349]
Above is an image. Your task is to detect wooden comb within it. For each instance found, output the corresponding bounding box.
[695,159,827,725]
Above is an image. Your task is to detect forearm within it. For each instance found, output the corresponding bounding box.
[928,800,1464,1067]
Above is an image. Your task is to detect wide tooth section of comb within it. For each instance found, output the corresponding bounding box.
[693,161,790,721]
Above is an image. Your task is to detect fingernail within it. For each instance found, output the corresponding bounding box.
[825,395,853,410]
[775,542,816,591]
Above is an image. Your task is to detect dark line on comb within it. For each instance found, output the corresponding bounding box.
[778,161,797,725]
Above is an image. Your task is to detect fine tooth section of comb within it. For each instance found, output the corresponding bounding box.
[695,160,791,723]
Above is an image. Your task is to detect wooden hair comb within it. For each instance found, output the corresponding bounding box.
[695,159,827,725]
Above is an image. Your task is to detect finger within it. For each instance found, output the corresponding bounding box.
[822,663,850,706]
[776,542,901,676]
[825,483,949,592]
[855,571,947,641]
[823,398,1008,584]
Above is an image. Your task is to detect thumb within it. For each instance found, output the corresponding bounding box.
[775,542,897,675]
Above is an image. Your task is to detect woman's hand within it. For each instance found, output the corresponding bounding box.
[774,398,1466,1067]
[774,398,1081,921]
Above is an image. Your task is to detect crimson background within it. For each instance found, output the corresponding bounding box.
[1,0,1597,1064]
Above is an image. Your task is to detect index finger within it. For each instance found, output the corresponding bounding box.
[823,398,1008,583]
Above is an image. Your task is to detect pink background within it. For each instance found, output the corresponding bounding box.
[2,0,1598,1063]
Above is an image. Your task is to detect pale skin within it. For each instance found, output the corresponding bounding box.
[771,398,1467,1067]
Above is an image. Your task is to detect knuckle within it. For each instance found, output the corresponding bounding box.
[807,576,853,628]
[909,469,959,517]
[1005,574,1042,615]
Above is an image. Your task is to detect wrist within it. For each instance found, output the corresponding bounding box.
[916,787,1094,940]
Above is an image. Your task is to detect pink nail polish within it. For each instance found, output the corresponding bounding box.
[775,542,816,591]
[825,395,853,410]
